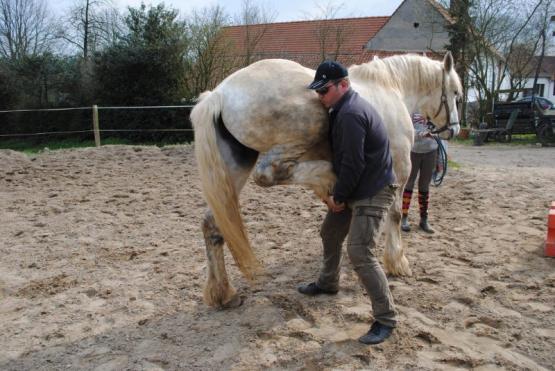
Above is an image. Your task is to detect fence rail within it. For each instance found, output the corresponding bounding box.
[0,104,195,146]
[0,107,92,113]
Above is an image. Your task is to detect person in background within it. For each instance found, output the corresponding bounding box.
[401,113,437,234]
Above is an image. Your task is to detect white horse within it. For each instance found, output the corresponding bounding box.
[191,53,462,308]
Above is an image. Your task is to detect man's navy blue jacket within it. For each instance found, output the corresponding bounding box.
[329,88,395,204]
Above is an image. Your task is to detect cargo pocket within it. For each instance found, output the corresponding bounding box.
[348,206,385,247]
[355,206,385,217]
[371,186,396,209]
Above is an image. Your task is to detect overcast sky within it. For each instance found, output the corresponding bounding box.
[52,0,404,22]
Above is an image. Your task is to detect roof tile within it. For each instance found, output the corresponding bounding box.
[223,16,389,59]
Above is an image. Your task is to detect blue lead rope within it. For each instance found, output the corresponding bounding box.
[432,136,448,187]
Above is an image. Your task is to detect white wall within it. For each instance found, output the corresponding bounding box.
[366,0,450,52]
[546,17,555,56]
[466,58,511,103]
[519,77,555,101]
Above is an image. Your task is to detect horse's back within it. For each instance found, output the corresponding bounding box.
[216,60,328,153]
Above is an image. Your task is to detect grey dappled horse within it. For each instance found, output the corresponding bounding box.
[191,53,462,308]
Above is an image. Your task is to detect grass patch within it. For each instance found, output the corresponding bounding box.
[0,137,190,154]
[453,132,541,146]
[0,137,132,154]
[482,134,539,146]
[505,134,540,145]
[447,159,461,170]
[452,136,473,146]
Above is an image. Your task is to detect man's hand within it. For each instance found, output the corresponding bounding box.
[322,195,345,212]
[418,130,433,138]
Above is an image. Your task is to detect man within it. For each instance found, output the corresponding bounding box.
[298,60,398,345]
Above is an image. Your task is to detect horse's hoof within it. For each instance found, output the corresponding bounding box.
[383,255,412,277]
[252,172,275,187]
[221,294,243,309]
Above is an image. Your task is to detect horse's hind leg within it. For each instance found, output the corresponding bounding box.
[202,211,242,308]
[253,142,336,199]
[201,118,258,308]
[383,186,412,276]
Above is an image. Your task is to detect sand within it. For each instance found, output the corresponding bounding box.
[0,143,554,370]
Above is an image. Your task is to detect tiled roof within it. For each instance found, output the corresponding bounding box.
[222,16,389,65]
[219,1,453,69]
[508,56,555,79]
[529,56,555,78]
[426,0,455,24]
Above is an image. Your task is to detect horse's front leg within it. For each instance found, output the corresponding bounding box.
[202,211,242,308]
[382,186,412,276]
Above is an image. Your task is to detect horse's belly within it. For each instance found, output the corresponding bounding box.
[222,100,328,153]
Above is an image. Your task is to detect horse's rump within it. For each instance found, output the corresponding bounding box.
[217,59,329,153]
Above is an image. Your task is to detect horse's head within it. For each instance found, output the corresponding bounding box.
[419,52,462,140]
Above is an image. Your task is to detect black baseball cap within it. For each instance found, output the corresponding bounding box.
[308,60,348,90]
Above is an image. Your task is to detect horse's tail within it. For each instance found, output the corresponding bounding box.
[191,90,261,281]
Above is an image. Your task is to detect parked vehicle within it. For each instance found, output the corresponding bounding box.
[492,96,555,145]
[514,96,555,110]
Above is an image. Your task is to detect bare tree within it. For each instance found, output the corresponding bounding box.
[234,0,276,66]
[496,0,550,97]
[530,1,553,99]
[446,0,473,123]
[186,5,235,97]
[505,42,538,100]
[0,0,55,60]
[307,1,350,62]
[59,0,122,59]
[56,0,122,104]
[503,0,553,102]
[460,0,547,123]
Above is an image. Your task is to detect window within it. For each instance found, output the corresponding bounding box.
[535,83,545,97]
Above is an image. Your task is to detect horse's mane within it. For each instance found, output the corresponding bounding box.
[348,54,443,93]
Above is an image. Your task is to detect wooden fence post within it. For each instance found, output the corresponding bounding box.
[92,105,100,147]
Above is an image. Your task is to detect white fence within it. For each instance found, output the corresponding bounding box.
[0,105,195,147]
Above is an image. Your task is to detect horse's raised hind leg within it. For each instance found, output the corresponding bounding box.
[289,160,336,199]
[383,186,412,276]
[202,211,242,308]
[253,142,336,199]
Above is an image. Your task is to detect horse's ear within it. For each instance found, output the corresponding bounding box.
[373,55,380,61]
[443,51,454,72]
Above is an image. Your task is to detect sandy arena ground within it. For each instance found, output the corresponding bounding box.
[0,143,554,370]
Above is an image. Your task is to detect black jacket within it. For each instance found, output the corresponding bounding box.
[329,89,395,203]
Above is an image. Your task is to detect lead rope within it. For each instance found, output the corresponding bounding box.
[432,135,448,187]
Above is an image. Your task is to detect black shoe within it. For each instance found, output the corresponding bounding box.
[297,282,338,296]
[419,217,435,234]
[358,321,394,345]
[401,215,410,232]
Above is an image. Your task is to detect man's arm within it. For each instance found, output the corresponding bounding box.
[332,113,367,204]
